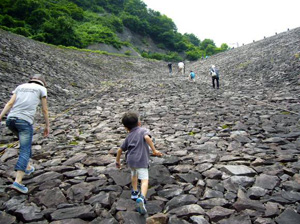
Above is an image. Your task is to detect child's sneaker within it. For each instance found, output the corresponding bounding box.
[11,182,28,194]
[136,196,147,215]
[25,166,35,175]
[131,190,139,200]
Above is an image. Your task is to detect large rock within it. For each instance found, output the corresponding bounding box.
[165,194,198,211]
[275,208,300,224]
[221,165,256,176]
[33,187,67,208]
[50,205,95,221]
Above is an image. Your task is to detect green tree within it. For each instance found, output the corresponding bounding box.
[200,39,215,50]
[220,43,229,51]
[41,16,80,47]
[205,44,216,56]
[174,40,188,52]
[184,33,200,47]
[27,8,50,28]
[121,13,149,35]
[9,0,41,20]
[0,14,25,27]
[124,0,148,19]
[186,48,202,61]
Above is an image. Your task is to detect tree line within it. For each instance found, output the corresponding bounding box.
[0,0,229,61]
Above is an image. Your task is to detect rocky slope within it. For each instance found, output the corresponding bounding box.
[0,28,300,224]
[87,27,169,57]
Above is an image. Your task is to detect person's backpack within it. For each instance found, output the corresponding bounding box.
[211,69,217,77]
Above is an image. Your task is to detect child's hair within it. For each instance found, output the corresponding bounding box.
[122,112,139,130]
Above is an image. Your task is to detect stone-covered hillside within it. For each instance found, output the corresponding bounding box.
[0,28,300,224]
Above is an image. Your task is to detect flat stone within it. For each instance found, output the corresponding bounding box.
[0,211,16,224]
[66,182,95,202]
[146,200,164,215]
[115,198,136,212]
[51,219,89,224]
[275,208,300,224]
[107,169,131,186]
[62,153,88,166]
[86,191,113,208]
[264,202,280,217]
[115,211,146,224]
[254,174,280,190]
[25,171,63,184]
[223,176,255,193]
[157,187,183,199]
[198,198,229,209]
[168,204,205,218]
[33,187,67,208]
[218,214,251,224]
[247,186,268,199]
[15,205,44,222]
[146,213,168,224]
[50,205,95,221]
[149,165,175,185]
[202,168,222,179]
[233,197,265,212]
[176,171,202,184]
[165,194,198,212]
[221,165,256,176]
[206,206,235,222]
[190,215,209,224]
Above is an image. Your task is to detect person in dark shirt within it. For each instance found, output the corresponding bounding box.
[210,65,220,89]
[116,112,162,215]
[168,62,173,75]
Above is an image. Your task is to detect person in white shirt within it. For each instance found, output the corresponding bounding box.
[0,74,50,193]
[178,62,185,75]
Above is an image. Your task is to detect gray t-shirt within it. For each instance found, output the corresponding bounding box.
[120,127,151,168]
[8,82,47,124]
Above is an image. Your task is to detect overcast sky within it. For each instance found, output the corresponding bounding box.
[142,0,300,47]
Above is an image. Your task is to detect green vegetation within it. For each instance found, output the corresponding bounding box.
[237,61,251,69]
[0,0,229,61]
[69,140,79,145]
[188,131,195,136]
[221,124,229,129]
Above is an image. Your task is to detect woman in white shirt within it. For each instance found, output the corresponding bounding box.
[0,74,50,193]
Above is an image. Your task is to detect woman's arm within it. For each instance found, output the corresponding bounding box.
[0,94,16,120]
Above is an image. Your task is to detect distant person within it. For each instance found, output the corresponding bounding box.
[116,112,162,215]
[178,61,185,75]
[190,70,196,82]
[0,74,50,194]
[167,62,172,75]
[210,65,220,89]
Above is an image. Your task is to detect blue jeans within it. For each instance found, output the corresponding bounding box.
[6,118,33,171]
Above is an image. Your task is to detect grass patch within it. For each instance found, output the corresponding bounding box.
[221,124,229,129]
[69,141,79,145]
[188,131,195,136]
[237,61,251,69]
[101,81,115,86]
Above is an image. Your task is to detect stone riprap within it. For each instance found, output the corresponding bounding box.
[0,28,300,224]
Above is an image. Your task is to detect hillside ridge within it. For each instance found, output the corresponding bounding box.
[0,27,300,223]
